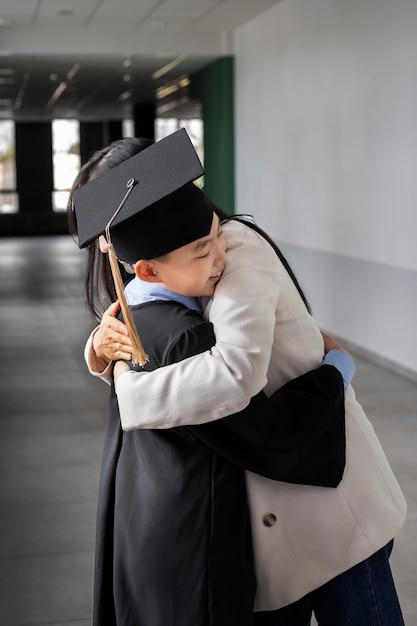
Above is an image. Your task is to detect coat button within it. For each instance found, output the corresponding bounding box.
[262,513,277,527]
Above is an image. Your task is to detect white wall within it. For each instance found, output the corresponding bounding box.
[235,0,417,375]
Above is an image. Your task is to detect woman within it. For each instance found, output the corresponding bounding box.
[87,139,406,623]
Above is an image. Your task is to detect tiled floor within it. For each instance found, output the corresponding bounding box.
[0,234,416,626]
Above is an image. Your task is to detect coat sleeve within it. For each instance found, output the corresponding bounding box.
[187,365,346,487]
[117,222,283,430]
[142,316,346,488]
[84,328,112,385]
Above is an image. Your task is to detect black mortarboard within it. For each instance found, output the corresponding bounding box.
[72,128,214,367]
[73,127,213,262]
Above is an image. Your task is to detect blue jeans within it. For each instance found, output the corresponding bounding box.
[253,541,404,626]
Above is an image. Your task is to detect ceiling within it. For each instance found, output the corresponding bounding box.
[0,0,280,122]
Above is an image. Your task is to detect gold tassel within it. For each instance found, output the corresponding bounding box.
[107,242,149,367]
[102,177,148,367]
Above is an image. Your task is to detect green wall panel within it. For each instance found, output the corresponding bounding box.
[190,56,235,214]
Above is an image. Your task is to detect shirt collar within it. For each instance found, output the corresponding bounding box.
[124,276,202,313]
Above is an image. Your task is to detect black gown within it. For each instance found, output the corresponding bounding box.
[93,301,345,626]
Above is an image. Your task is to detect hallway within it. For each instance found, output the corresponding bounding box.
[0,234,416,625]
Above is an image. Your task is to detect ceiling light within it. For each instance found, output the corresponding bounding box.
[46,64,80,109]
[152,55,186,81]
[47,81,68,108]
[66,63,80,82]
[119,90,133,102]
[156,77,190,100]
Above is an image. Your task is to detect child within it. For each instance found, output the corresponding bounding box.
[71,129,352,625]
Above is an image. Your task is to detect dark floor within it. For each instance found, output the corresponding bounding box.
[0,234,416,626]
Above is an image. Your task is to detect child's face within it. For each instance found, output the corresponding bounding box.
[141,213,227,298]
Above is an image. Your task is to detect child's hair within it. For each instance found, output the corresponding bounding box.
[68,137,311,319]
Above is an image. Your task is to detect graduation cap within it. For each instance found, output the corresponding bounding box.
[72,128,214,366]
[74,128,213,261]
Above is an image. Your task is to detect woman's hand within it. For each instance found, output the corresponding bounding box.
[322,332,350,357]
[93,301,133,364]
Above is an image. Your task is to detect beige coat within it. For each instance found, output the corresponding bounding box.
[92,220,407,610]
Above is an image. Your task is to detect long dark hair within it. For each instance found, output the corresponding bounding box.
[68,136,310,319]
[207,201,311,313]
[67,137,154,320]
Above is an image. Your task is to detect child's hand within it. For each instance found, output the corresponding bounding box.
[321,332,351,357]
[93,301,133,362]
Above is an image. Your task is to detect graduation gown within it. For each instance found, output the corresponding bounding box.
[93,300,345,626]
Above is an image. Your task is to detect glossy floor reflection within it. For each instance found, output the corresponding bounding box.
[0,235,416,625]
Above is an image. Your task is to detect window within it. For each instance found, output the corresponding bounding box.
[156,118,204,186]
[50,118,203,213]
[0,120,18,214]
[155,118,203,161]
[122,119,135,138]
[52,119,81,212]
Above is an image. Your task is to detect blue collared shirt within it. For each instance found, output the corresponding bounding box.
[125,276,203,313]
[323,349,356,393]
